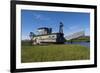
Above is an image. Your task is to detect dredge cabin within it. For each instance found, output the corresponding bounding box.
[32,22,65,45]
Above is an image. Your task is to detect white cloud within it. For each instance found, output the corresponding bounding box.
[69,25,82,30]
[22,35,30,40]
[64,25,85,36]
[33,13,50,21]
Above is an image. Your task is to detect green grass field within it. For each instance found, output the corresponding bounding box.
[21,44,90,63]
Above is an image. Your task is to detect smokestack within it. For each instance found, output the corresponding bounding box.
[59,22,64,33]
[49,28,52,34]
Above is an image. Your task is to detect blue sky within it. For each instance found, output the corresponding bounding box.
[21,10,90,40]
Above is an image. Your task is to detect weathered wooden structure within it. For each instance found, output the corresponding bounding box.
[32,22,65,45]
